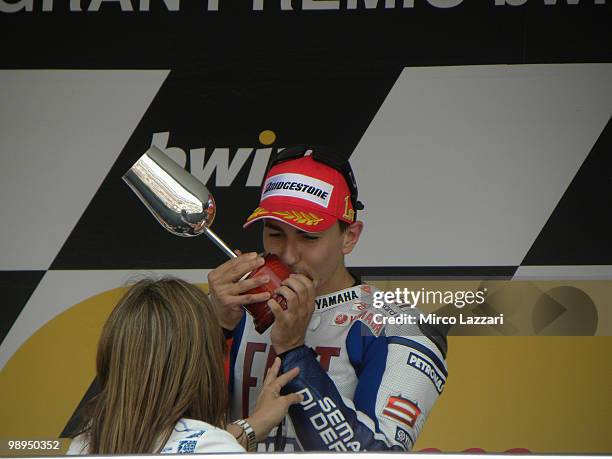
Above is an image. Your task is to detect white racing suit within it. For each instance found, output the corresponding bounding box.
[228,283,448,451]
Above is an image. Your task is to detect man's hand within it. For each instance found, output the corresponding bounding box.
[268,274,316,355]
[207,251,272,331]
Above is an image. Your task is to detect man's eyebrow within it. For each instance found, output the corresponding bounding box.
[264,221,282,231]
[297,229,324,236]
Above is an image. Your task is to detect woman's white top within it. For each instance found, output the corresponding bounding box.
[66,418,245,454]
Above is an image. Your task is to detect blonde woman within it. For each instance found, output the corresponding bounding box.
[67,277,302,454]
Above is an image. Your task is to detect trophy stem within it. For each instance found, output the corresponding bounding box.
[203,227,238,259]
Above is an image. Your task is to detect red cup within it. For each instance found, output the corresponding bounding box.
[243,253,292,334]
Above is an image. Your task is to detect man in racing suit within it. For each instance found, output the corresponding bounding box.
[208,146,448,451]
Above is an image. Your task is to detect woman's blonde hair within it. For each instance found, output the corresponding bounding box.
[79,277,228,454]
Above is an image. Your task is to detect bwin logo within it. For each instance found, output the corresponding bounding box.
[151,132,279,188]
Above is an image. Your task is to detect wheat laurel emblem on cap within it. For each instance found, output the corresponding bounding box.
[247,207,269,221]
[272,210,323,226]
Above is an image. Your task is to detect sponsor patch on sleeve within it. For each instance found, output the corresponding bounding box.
[382,395,421,428]
[407,352,446,393]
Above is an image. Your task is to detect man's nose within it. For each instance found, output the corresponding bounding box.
[280,239,300,267]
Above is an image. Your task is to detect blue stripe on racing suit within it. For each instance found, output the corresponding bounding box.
[279,345,404,451]
[347,323,388,436]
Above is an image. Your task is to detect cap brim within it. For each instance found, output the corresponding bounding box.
[243,201,337,233]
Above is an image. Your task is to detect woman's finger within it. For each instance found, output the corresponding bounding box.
[283,392,304,406]
[274,366,300,387]
[263,357,281,386]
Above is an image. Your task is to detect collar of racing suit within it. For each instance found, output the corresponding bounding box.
[313,283,373,313]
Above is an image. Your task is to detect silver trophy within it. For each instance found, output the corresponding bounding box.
[122,145,237,259]
[123,145,290,334]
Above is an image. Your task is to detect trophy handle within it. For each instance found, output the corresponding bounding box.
[203,227,238,259]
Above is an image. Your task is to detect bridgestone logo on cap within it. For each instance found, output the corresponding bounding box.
[261,173,334,208]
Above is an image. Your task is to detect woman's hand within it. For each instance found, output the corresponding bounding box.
[246,357,303,441]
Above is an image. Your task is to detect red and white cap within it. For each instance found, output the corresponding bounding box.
[243,156,356,232]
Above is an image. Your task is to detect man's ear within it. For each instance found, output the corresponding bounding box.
[342,221,363,255]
